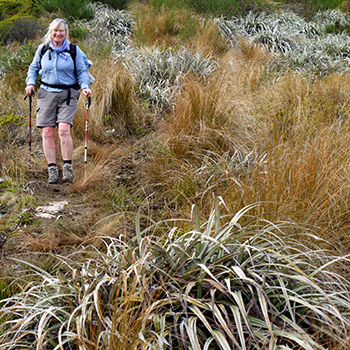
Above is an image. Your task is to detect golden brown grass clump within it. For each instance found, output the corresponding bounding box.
[140,39,350,249]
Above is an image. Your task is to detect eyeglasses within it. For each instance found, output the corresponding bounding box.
[53,18,67,24]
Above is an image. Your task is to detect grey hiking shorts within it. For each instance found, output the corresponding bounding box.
[36,87,80,128]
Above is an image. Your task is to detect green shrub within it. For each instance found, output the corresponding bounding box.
[39,0,93,20]
[0,114,24,128]
[312,0,345,9]
[0,0,23,20]
[0,15,46,44]
[0,114,25,145]
[0,0,41,21]
[150,0,270,17]
[91,0,129,10]
[0,42,36,90]
[186,0,265,17]
[69,25,89,40]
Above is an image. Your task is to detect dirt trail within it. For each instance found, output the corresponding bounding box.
[0,137,141,261]
[0,170,103,258]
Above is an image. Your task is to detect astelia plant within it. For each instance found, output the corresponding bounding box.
[1,200,350,349]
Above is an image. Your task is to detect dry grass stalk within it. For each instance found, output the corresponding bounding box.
[189,19,229,57]
[212,69,350,241]
[160,77,229,159]
[12,230,84,253]
[71,162,109,193]
[71,142,125,193]
[73,59,139,143]
[107,274,155,349]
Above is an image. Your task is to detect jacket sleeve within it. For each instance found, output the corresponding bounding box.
[26,44,44,86]
[75,46,90,90]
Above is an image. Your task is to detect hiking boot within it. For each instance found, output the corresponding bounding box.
[48,165,59,184]
[62,163,74,182]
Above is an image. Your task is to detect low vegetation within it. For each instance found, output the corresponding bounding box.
[2,203,350,349]
[1,0,350,349]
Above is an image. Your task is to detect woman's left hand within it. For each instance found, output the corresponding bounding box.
[82,88,92,98]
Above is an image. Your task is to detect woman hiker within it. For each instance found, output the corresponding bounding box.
[25,18,92,184]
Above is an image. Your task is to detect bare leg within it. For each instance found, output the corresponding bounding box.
[42,127,56,164]
[58,123,73,161]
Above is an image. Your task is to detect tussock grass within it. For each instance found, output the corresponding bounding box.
[0,147,33,183]
[157,77,243,159]
[188,18,229,57]
[106,64,140,135]
[72,60,140,142]
[124,46,218,108]
[75,2,134,55]
[72,160,110,194]
[71,142,122,193]
[248,72,350,240]
[72,56,118,142]
[130,2,228,56]
[13,229,85,253]
[140,45,350,242]
[130,2,198,48]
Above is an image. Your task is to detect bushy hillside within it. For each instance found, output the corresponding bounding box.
[1,1,350,349]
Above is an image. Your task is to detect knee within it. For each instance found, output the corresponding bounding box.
[58,125,71,139]
[42,127,55,141]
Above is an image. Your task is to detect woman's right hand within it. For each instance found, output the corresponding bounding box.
[25,85,35,97]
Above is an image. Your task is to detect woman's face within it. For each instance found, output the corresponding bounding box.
[51,25,66,47]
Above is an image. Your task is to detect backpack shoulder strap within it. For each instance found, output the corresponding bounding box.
[40,44,49,59]
[69,43,77,60]
[39,44,50,69]
[69,43,77,77]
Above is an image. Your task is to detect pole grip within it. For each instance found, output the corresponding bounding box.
[24,90,35,101]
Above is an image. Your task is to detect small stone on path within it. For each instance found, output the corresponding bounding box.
[35,201,69,219]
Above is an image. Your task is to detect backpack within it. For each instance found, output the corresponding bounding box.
[39,43,95,84]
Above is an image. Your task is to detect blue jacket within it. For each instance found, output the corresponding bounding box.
[26,42,90,92]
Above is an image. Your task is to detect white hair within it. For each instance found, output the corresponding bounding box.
[42,19,69,45]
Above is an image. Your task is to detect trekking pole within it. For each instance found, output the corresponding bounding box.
[24,91,35,162]
[84,97,91,165]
